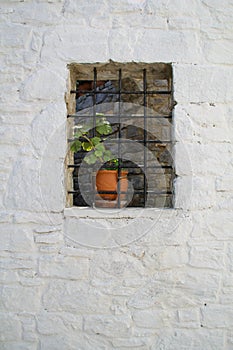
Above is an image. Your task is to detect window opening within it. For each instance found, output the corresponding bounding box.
[67,63,174,209]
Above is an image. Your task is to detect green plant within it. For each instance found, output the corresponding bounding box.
[70,114,117,167]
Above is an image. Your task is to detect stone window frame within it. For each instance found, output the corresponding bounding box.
[65,62,175,213]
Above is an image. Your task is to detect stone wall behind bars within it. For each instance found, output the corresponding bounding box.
[0,0,233,349]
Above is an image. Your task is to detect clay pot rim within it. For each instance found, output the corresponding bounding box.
[97,169,128,174]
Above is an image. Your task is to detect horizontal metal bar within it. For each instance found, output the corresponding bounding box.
[68,138,172,144]
[71,90,172,95]
[67,114,172,119]
[68,190,172,195]
[68,164,172,169]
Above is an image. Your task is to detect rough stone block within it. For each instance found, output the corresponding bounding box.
[151,329,224,350]
[0,285,40,312]
[0,24,32,48]
[0,342,38,350]
[174,142,231,176]
[0,269,18,284]
[4,157,43,211]
[84,315,131,337]
[174,65,233,103]
[5,155,65,212]
[189,244,225,270]
[133,309,170,328]
[0,312,21,341]
[20,68,66,102]
[143,245,188,270]
[219,287,233,305]
[205,210,233,240]
[203,39,233,64]
[108,27,201,63]
[227,243,233,271]
[0,225,34,252]
[227,330,233,348]
[177,308,200,327]
[0,212,12,223]
[40,26,109,64]
[201,304,233,328]
[37,312,82,335]
[42,280,112,313]
[34,225,61,234]
[174,103,231,143]
[10,2,62,25]
[111,337,147,348]
[19,313,37,342]
[31,101,67,157]
[89,249,148,280]
[0,125,30,146]
[216,175,233,192]
[39,334,88,350]
[0,254,36,270]
[128,269,220,309]
[34,232,62,244]
[38,255,89,280]
[174,175,216,210]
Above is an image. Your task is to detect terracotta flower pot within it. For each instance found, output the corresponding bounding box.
[96,170,128,201]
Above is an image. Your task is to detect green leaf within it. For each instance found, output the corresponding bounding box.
[84,153,97,164]
[96,124,112,135]
[70,140,82,152]
[94,150,103,157]
[74,131,83,138]
[91,137,101,146]
[95,143,105,152]
[82,141,93,151]
[103,151,114,162]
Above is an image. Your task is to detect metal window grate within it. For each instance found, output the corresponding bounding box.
[67,63,174,208]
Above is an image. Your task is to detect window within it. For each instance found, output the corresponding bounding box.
[66,62,174,209]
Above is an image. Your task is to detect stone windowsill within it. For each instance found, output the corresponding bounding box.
[64,206,174,219]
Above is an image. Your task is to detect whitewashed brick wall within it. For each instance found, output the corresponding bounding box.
[0,0,233,349]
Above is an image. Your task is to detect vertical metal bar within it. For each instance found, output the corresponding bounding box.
[117,68,122,209]
[92,68,97,207]
[143,69,147,207]
[93,67,97,136]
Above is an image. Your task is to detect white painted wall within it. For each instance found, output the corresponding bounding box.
[0,0,233,349]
